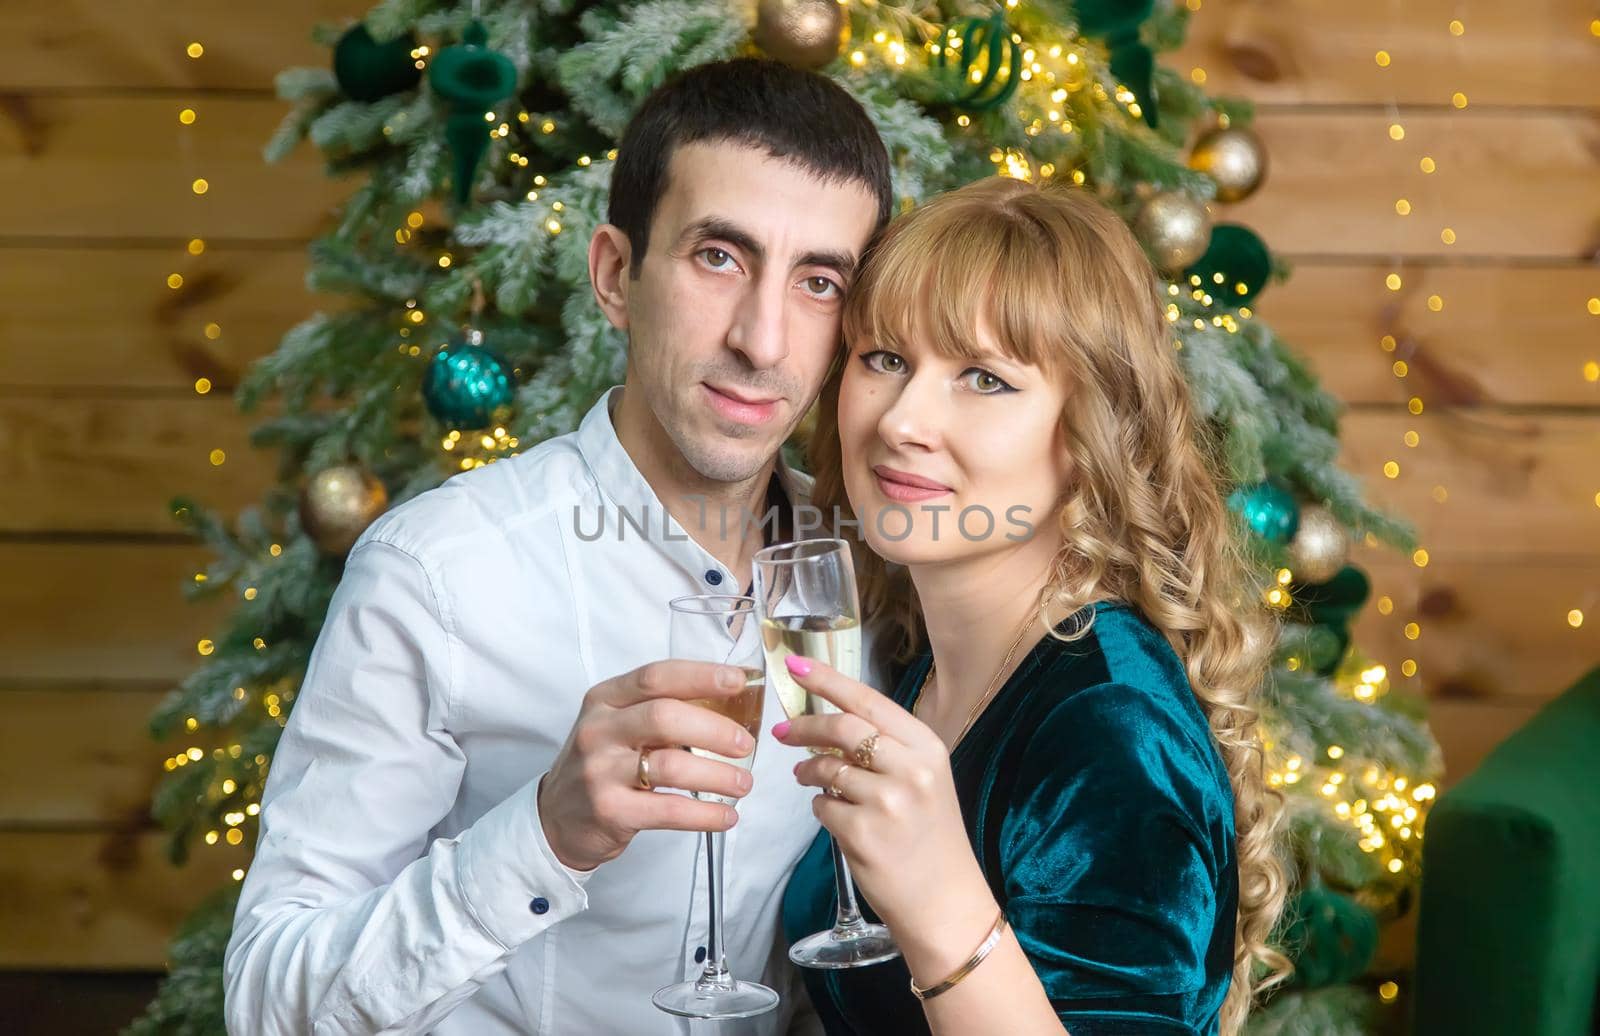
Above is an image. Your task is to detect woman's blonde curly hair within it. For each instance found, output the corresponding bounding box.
[806,176,1292,1031]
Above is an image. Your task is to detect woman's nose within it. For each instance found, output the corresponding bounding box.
[877,371,943,450]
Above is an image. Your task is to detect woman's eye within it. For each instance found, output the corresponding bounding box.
[860,350,905,374]
[803,276,842,300]
[963,368,1015,394]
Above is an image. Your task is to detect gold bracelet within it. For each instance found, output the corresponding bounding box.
[908,909,1009,1002]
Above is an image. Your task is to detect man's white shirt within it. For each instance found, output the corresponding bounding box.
[224,386,884,1034]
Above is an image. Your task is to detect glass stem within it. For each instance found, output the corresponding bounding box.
[697,827,734,990]
[830,839,866,934]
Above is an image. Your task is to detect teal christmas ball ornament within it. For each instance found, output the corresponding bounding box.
[333,23,422,103]
[1228,480,1300,544]
[423,328,515,429]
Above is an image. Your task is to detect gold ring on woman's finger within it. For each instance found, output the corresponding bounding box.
[637,748,655,791]
[853,731,881,771]
[827,762,853,801]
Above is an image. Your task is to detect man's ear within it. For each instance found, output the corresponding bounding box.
[588,224,633,331]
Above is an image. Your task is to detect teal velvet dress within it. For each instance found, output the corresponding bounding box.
[780,601,1238,1035]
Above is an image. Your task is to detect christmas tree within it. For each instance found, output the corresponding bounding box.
[130,1,1441,1032]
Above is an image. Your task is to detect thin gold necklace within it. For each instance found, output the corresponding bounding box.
[915,611,1037,751]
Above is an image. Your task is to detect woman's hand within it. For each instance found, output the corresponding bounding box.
[773,654,998,951]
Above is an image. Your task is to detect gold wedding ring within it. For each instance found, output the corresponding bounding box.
[853,731,880,771]
[636,748,655,791]
[827,762,853,800]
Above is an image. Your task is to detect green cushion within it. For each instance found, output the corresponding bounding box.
[1414,666,1600,1035]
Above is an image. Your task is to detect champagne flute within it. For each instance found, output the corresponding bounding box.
[752,539,901,970]
[651,594,780,1020]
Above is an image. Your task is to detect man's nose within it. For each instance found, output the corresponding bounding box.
[725,275,789,370]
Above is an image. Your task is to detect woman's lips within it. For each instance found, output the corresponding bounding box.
[703,383,779,425]
[872,468,953,503]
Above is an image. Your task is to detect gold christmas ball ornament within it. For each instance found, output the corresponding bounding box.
[300,464,389,556]
[1189,126,1268,203]
[1289,504,1350,585]
[1134,191,1212,272]
[753,0,849,69]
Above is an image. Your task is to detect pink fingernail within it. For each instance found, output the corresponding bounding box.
[785,655,813,678]
[772,720,791,739]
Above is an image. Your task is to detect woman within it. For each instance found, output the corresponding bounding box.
[775,177,1289,1035]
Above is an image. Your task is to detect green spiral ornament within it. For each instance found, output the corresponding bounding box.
[934,11,1023,113]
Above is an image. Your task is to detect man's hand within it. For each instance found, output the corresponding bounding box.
[538,660,758,872]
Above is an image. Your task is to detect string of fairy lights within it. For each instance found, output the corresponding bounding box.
[173,41,230,470]
[165,35,248,884]
[1367,0,1448,694]
[1171,8,1439,969]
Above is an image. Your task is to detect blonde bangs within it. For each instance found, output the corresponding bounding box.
[842,178,1073,377]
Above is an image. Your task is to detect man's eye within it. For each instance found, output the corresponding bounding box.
[804,276,842,299]
[701,248,734,269]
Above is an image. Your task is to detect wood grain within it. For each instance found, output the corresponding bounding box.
[0,542,235,684]
[1257,261,1600,407]
[1229,109,1600,260]
[0,96,347,241]
[0,245,328,391]
[0,396,278,534]
[0,688,175,826]
[1168,0,1600,107]
[1339,411,1600,558]
[1,1,367,92]
[1350,550,1600,702]
[0,831,241,968]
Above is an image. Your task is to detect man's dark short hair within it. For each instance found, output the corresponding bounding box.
[608,57,893,276]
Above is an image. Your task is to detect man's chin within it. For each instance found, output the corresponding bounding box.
[678,433,783,485]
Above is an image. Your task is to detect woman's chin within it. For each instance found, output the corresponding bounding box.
[861,529,955,567]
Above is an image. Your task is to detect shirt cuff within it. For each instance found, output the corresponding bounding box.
[456,773,590,950]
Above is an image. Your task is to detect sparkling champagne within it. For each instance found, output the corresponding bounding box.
[760,615,862,723]
[686,667,765,802]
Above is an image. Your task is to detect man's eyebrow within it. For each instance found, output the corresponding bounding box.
[679,217,764,265]
[798,249,858,281]
[677,217,858,280]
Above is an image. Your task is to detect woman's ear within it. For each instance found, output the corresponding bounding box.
[588,224,632,330]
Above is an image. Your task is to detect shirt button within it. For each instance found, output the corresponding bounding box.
[704,570,723,585]
[694,946,707,964]
[529,897,550,915]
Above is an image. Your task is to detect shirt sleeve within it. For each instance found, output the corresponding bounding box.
[224,538,590,1036]
[998,682,1233,1035]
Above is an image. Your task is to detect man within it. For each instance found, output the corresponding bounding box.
[223,58,892,1034]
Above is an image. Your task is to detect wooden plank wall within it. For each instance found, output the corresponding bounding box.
[2,0,1597,978]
